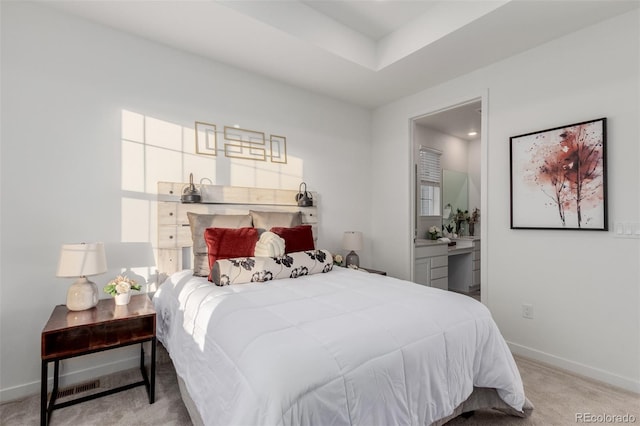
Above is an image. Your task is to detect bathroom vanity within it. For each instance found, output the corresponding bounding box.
[414,237,480,294]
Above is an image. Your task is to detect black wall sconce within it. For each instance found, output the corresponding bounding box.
[181,173,201,203]
[295,182,313,207]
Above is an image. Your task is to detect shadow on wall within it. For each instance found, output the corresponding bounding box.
[119,110,305,283]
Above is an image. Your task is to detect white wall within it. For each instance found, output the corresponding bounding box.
[0,2,372,400]
[372,10,640,392]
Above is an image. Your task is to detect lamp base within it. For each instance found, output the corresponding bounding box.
[66,277,99,311]
[345,251,359,268]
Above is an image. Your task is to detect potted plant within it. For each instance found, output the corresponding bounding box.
[104,275,141,305]
[443,223,454,237]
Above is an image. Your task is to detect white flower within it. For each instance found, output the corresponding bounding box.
[104,275,141,296]
[429,226,438,233]
[115,282,131,294]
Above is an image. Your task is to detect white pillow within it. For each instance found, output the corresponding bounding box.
[254,231,285,257]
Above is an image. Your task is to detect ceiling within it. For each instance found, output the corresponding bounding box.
[300,1,441,40]
[42,0,638,110]
[415,101,482,142]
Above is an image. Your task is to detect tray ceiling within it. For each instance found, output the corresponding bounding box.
[41,0,639,108]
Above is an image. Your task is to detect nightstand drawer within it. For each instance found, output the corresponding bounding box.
[42,316,155,359]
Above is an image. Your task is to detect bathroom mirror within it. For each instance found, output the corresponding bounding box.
[443,170,468,221]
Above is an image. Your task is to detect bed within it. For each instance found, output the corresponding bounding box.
[153,182,533,425]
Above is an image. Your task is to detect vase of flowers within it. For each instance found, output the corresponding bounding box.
[428,226,439,240]
[333,254,343,266]
[104,275,141,306]
[455,209,470,236]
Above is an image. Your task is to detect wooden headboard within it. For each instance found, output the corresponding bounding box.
[157,182,318,277]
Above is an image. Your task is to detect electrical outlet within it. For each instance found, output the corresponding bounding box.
[522,304,534,319]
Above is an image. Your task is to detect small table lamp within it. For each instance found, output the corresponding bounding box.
[343,231,363,268]
[56,242,107,311]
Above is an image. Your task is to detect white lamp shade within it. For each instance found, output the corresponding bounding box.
[56,242,107,277]
[342,231,363,251]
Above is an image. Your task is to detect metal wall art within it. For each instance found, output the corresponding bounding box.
[510,117,607,230]
[195,121,217,156]
[195,121,287,164]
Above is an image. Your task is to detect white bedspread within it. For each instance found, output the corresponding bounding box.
[154,267,525,426]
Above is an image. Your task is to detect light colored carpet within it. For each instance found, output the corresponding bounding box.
[1,346,638,425]
[0,346,191,426]
[446,355,639,425]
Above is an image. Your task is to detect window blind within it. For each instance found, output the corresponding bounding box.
[418,148,442,216]
[418,148,441,184]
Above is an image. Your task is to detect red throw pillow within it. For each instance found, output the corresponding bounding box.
[204,227,258,274]
[270,225,314,253]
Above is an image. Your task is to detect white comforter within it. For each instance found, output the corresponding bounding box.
[154,268,525,426]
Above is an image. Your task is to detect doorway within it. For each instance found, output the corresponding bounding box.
[409,96,486,302]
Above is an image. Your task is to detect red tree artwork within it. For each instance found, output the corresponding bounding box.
[514,119,606,229]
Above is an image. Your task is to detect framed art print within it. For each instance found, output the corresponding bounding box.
[510,117,607,230]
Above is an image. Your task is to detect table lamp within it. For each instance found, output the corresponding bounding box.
[56,242,107,311]
[342,231,363,268]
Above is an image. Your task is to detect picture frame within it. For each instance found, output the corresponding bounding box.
[510,117,607,230]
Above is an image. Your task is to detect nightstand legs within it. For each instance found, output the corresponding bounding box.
[41,360,60,426]
[40,360,46,426]
[139,338,156,403]
[40,341,155,425]
[150,338,156,403]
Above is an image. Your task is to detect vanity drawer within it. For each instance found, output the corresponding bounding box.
[431,255,448,268]
[431,266,448,280]
[415,244,447,258]
[431,277,448,291]
[472,270,481,286]
[473,259,481,271]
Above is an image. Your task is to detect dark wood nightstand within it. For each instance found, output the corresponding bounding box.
[360,267,387,276]
[41,294,156,426]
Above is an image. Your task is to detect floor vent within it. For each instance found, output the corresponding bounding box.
[53,380,100,398]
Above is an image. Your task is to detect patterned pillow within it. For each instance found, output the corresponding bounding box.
[210,249,333,286]
[187,212,252,277]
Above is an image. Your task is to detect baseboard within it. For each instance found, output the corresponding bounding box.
[0,354,140,403]
[507,341,640,394]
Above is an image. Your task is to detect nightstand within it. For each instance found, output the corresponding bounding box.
[41,294,156,426]
[360,267,387,276]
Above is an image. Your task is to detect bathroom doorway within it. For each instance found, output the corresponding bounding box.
[410,96,486,302]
